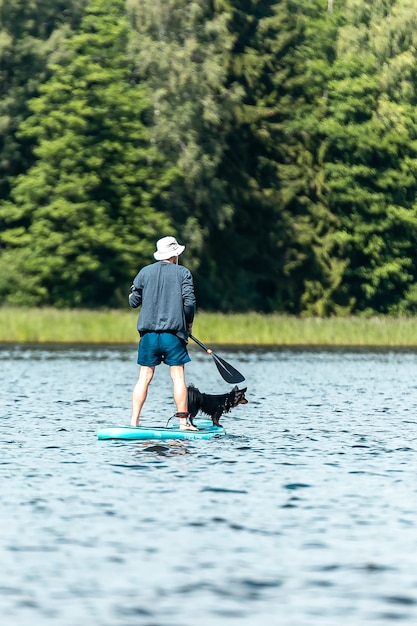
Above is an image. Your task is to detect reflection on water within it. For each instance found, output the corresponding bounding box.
[1,343,417,625]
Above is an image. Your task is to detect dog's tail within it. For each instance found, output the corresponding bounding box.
[187,384,201,419]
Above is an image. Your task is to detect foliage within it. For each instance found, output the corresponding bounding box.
[1,0,417,314]
[0,0,172,306]
[314,0,417,315]
[198,0,338,312]
[0,0,84,198]
[126,0,244,274]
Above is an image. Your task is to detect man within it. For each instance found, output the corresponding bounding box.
[129,236,197,430]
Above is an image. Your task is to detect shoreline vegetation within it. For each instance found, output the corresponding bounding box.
[0,307,417,347]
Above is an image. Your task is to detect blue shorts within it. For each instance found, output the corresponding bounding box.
[137,332,191,367]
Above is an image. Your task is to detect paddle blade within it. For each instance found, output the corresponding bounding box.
[211,353,245,384]
[189,334,245,383]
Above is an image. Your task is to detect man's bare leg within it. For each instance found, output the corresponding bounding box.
[169,364,197,430]
[131,365,154,426]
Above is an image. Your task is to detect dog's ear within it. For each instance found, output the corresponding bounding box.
[231,387,248,406]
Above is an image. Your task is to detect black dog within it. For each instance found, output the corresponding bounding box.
[187,384,248,427]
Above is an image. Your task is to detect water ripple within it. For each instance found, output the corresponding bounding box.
[2,345,417,625]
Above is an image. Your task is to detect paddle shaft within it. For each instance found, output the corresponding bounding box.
[189,334,212,354]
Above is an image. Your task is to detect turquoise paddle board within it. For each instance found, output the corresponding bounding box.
[97,419,225,441]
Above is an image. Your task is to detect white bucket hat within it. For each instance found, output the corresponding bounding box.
[154,236,185,260]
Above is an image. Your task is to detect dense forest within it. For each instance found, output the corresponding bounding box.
[1,0,417,314]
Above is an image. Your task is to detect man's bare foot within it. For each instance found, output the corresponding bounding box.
[180,422,198,431]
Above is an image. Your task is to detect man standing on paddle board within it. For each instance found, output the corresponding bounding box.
[129,236,197,430]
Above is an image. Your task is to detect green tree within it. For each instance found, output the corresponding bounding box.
[128,0,336,312]
[196,0,337,312]
[310,0,417,314]
[126,0,244,278]
[0,0,83,199]
[257,0,417,315]
[0,0,172,306]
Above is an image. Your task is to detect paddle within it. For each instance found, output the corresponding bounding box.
[189,334,245,384]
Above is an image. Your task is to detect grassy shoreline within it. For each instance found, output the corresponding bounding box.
[0,307,417,347]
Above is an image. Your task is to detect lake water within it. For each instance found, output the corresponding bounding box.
[1,343,417,625]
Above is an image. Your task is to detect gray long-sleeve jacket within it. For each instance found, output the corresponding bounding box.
[129,261,196,342]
